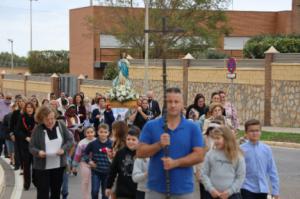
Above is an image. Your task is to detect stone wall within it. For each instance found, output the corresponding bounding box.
[132,79,265,125]
[129,65,265,85]
[271,80,300,127]
[1,78,50,102]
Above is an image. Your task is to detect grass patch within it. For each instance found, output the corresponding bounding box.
[237,131,300,144]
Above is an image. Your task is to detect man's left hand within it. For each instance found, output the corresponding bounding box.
[161,157,179,170]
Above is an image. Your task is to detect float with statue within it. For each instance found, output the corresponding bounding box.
[106,53,139,119]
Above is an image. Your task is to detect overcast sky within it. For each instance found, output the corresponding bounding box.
[0,0,292,57]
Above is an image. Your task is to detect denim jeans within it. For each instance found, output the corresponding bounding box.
[91,170,108,199]
[61,171,69,199]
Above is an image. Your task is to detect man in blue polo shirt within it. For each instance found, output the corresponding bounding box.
[137,87,205,199]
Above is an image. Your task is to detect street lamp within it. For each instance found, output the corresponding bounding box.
[30,0,38,52]
[144,0,149,94]
[7,39,14,73]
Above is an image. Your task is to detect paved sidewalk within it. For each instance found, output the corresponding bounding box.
[239,126,300,133]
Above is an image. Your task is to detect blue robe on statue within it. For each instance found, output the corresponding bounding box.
[113,58,131,87]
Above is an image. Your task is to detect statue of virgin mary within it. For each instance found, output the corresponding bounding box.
[113,52,132,87]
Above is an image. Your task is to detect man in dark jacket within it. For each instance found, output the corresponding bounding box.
[147,91,161,119]
[91,97,115,131]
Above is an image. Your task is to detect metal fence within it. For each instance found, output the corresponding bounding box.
[82,79,112,87]
[274,53,300,63]
[59,75,78,97]
[130,59,265,68]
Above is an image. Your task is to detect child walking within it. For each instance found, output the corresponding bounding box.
[132,157,149,199]
[201,126,245,199]
[84,124,113,199]
[241,119,280,199]
[105,127,140,199]
[73,127,96,199]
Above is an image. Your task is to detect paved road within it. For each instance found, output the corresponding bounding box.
[16,147,300,199]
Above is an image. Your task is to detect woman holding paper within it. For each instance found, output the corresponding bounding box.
[29,105,74,199]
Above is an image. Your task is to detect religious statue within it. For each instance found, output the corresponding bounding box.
[113,52,132,87]
[107,52,139,103]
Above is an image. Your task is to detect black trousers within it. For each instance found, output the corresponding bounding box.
[14,138,23,169]
[204,190,242,199]
[136,190,145,199]
[35,167,65,199]
[199,182,206,199]
[241,189,268,199]
[21,140,35,189]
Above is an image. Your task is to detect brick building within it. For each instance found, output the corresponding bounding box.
[70,0,300,79]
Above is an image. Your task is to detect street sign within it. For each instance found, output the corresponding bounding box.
[227,57,236,73]
[227,73,236,79]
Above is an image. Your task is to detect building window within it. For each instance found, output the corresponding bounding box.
[100,34,122,48]
[224,37,250,50]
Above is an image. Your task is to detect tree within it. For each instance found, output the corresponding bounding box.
[86,0,231,58]
[28,50,69,73]
[0,52,28,67]
[103,62,119,80]
[244,35,300,58]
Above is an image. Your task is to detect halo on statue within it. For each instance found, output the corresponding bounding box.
[107,53,139,108]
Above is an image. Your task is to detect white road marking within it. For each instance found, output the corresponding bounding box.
[0,157,23,199]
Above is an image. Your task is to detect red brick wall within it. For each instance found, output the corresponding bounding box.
[292,0,300,33]
[69,7,95,79]
[226,11,277,36]
[276,11,292,34]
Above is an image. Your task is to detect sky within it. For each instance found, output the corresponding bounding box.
[0,0,292,57]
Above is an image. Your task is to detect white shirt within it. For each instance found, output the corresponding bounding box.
[45,126,63,169]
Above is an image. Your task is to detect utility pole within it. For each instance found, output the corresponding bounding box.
[144,0,149,93]
[30,0,38,52]
[8,39,14,73]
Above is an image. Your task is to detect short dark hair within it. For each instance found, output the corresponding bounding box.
[166,87,181,94]
[98,96,107,103]
[211,92,220,99]
[245,119,261,132]
[127,125,140,138]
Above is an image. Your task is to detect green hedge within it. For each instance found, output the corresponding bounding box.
[103,62,118,80]
[243,35,300,58]
[28,50,69,73]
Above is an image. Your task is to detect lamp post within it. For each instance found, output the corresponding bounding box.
[144,0,149,94]
[8,39,14,73]
[30,0,38,52]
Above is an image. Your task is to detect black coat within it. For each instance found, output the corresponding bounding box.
[91,108,115,131]
[149,99,161,118]
[106,147,137,198]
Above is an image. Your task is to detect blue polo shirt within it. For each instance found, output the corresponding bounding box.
[140,117,204,195]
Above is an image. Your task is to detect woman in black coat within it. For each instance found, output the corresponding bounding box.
[16,101,36,190]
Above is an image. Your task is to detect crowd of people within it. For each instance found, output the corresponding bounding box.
[0,88,280,199]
